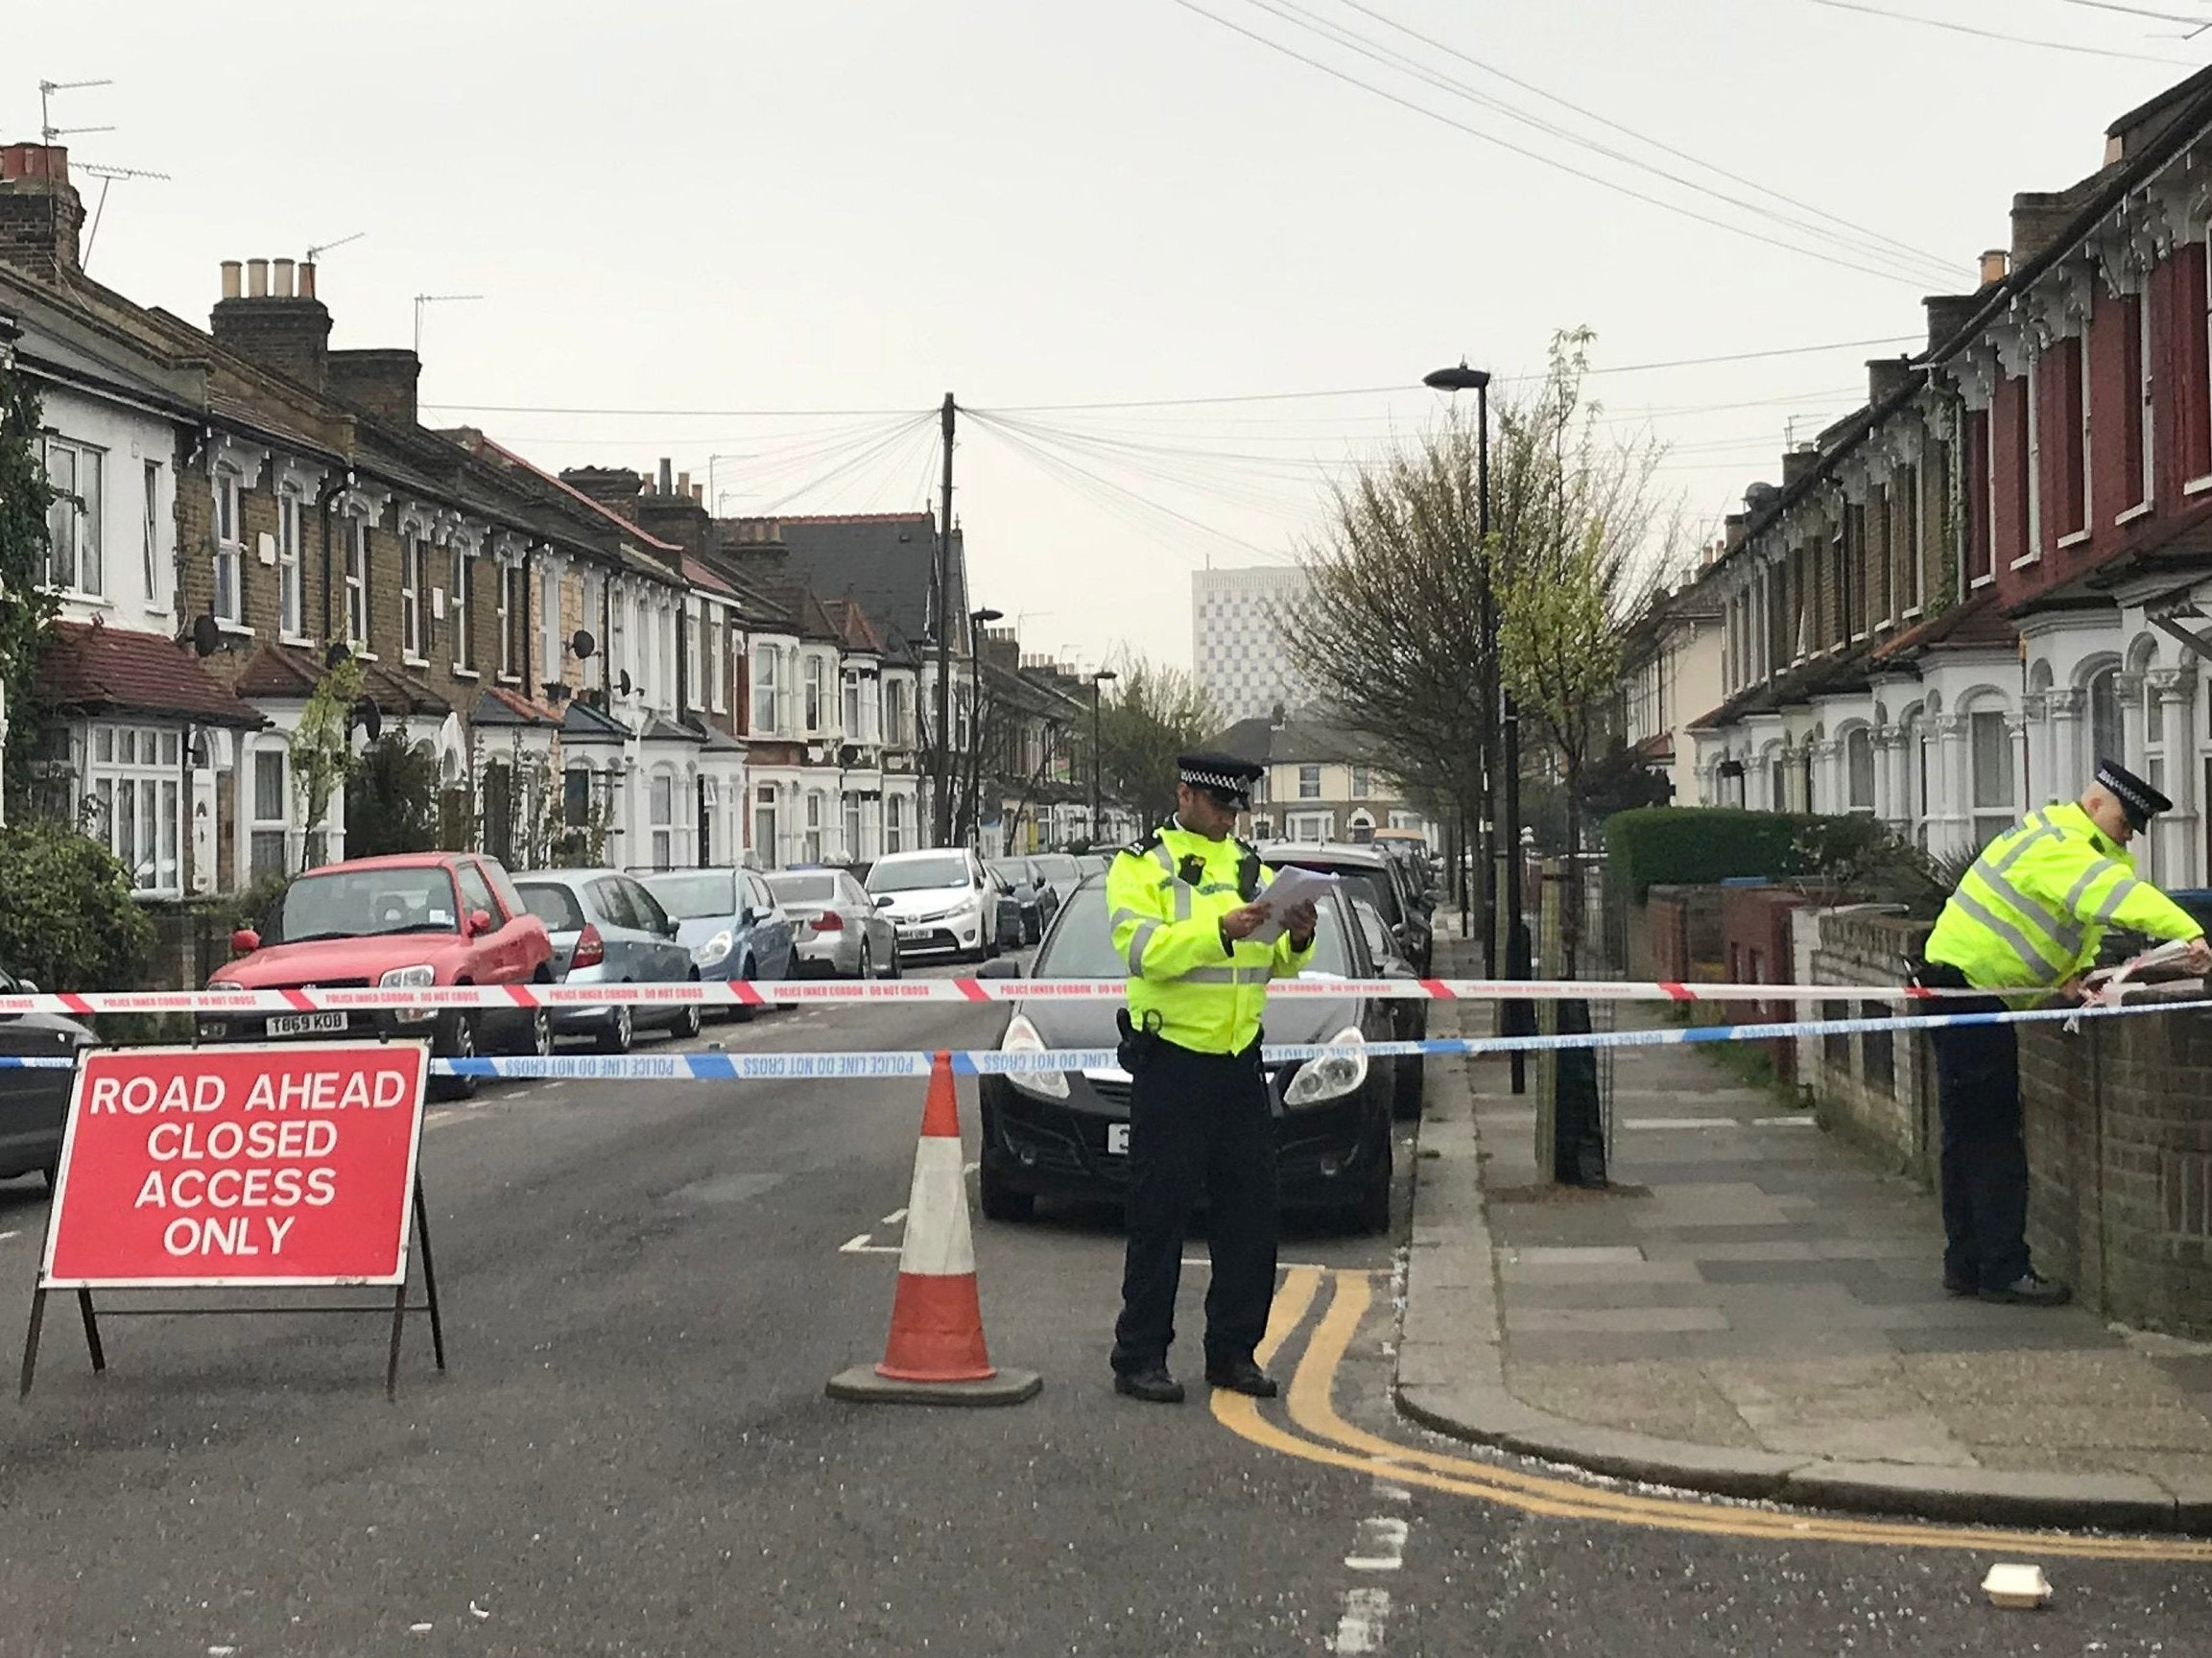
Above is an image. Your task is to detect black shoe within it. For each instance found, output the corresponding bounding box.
[1204,1360,1279,1398]
[1942,1275,1978,1297]
[1980,1272,2072,1307]
[1113,1365,1186,1404]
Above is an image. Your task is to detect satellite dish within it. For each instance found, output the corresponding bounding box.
[838,743,861,768]
[324,640,351,671]
[188,614,222,657]
[351,699,383,742]
[569,628,597,660]
[616,669,634,697]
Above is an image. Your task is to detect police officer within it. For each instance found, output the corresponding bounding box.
[1919,760,2211,1305]
[1106,751,1319,1403]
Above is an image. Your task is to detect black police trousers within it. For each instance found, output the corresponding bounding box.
[1918,963,2034,1291]
[1110,1035,1278,1377]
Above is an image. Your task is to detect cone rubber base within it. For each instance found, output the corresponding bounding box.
[825,1364,1043,1407]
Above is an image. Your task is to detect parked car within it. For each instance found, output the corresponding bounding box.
[204,853,555,1097]
[976,877,1397,1233]
[637,867,797,1007]
[0,967,94,1189]
[1029,852,1086,910]
[865,848,999,963]
[987,857,1057,945]
[1259,841,1433,976]
[513,870,702,1054]
[766,868,902,979]
[1350,894,1428,1120]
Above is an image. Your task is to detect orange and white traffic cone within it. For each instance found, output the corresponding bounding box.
[827,1051,1041,1406]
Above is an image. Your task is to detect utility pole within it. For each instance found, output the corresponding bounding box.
[933,391,957,844]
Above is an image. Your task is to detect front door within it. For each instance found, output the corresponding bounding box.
[698,778,713,867]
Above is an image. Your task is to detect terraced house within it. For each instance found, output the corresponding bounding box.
[1692,66,2212,886]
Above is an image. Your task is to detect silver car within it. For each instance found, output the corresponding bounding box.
[766,868,901,979]
[514,869,702,1054]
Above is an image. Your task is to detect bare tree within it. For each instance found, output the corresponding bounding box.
[1096,654,1218,833]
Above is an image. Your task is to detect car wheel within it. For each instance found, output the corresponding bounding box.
[857,938,874,982]
[433,1011,479,1101]
[596,1002,634,1056]
[524,1007,554,1060]
[887,938,903,979]
[1348,1128,1393,1236]
[1391,1053,1426,1122]
[979,1159,1035,1223]
[672,984,703,1042]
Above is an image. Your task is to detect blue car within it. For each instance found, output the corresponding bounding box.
[637,867,797,1010]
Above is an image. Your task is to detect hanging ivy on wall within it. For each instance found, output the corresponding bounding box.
[0,357,59,811]
[293,655,366,865]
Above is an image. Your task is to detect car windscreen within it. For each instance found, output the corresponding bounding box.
[1037,889,1353,978]
[1034,854,1081,883]
[986,860,1031,885]
[274,867,460,942]
[866,855,970,893]
[515,882,587,934]
[768,873,839,907]
[1275,861,1400,927]
[641,872,738,919]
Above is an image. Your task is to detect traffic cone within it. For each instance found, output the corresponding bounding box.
[826,1051,1041,1407]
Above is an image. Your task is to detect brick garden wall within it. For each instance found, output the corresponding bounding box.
[1801,908,1934,1175]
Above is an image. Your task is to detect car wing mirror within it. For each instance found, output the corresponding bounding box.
[976,959,1022,980]
[466,909,493,938]
[231,928,261,955]
[874,893,895,908]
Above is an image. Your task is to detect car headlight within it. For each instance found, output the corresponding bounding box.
[1283,1027,1368,1106]
[380,964,437,989]
[1000,1013,1069,1100]
[693,930,734,967]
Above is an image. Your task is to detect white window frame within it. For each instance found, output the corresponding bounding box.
[649,769,675,870]
[140,459,161,607]
[1968,709,2016,849]
[803,789,825,863]
[345,517,370,652]
[249,743,291,882]
[2139,290,2157,512]
[86,723,182,896]
[450,544,474,674]
[886,791,907,853]
[753,783,779,866]
[687,602,704,711]
[43,437,105,599]
[498,561,522,682]
[1297,764,1321,800]
[751,647,781,735]
[842,671,862,738]
[2069,333,2092,542]
[1901,463,1923,616]
[402,535,428,662]
[1287,810,1332,841]
[213,465,244,624]
[277,484,305,640]
[843,793,862,860]
[708,612,726,713]
[2020,356,2043,568]
[803,654,826,733]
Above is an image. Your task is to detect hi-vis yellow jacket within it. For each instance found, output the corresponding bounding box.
[1107,822,1317,1055]
[1925,801,2203,993]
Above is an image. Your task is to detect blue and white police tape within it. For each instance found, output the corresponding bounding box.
[5,989,2202,1079]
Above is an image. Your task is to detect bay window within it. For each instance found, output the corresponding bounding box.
[87,724,181,894]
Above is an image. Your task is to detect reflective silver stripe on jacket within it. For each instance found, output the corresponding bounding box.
[2094,875,2147,923]
[1948,887,2067,983]
[2059,858,2121,917]
[1181,965,1272,985]
[1125,919,1159,975]
[1971,861,2085,962]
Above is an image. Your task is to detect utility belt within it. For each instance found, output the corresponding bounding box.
[1116,1008,1272,1108]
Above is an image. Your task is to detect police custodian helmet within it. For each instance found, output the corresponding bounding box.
[1177,750,1265,812]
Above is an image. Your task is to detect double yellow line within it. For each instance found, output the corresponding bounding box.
[1211,1267,2212,1562]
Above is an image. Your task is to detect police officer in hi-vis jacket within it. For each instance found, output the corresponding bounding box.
[1106,751,1318,1404]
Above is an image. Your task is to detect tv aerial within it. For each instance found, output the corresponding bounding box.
[306,230,367,267]
[37,78,113,145]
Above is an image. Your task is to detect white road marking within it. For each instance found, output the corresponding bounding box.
[838,1233,878,1254]
[1344,1516,1409,1572]
[1329,1588,1391,1653]
[0,1230,19,1244]
[879,1207,908,1226]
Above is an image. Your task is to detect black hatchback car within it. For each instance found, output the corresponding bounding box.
[1258,841,1434,975]
[0,967,96,1189]
[976,878,1397,1234]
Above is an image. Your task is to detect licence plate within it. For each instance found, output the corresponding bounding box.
[898,926,930,941]
[1106,1123,1130,1156]
[267,1011,346,1037]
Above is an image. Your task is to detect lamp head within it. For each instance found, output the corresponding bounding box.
[1423,361,1491,392]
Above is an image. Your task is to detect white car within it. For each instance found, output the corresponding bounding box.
[864,848,999,964]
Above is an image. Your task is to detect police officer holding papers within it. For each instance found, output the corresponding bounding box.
[1106,751,1320,1403]
[1919,760,2210,1305]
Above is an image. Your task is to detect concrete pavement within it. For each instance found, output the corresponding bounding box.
[1398,975,2212,1533]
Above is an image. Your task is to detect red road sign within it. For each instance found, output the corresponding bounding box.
[39,1042,431,1290]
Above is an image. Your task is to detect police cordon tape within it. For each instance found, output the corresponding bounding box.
[0,992,2203,1079]
[0,975,2070,1020]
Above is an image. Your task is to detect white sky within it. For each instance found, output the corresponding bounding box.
[12,1,2209,673]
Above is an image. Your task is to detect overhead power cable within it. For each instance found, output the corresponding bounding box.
[1243,0,1958,286]
[1329,0,1961,278]
[1173,0,1955,286]
[2049,0,2212,24]
[1802,0,2197,61]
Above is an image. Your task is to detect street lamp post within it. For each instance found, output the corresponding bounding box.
[1090,670,1118,846]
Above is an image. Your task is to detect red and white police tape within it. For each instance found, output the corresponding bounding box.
[0,975,2056,1019]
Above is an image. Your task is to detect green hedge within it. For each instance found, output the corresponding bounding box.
[0,817,155,991]
[1603,807,1893,904]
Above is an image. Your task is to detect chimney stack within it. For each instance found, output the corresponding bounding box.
[327,348,422,427]
[211,255,333,391]
[1724,512,1748,554]
[1781,447,1820,488]
[1867,357,1913,407]
[1979,249,2010,287]
[2010,192,2077,271]
[0,142,84,282]
[1924,292,1980,355]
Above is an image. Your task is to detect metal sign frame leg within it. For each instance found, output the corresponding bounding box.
[386,1177,447,1402]
[16,1288,107,1401]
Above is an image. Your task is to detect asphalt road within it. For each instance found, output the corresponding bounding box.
[0,964,2204,1655]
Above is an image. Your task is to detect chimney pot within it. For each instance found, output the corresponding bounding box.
[692,483,703,504]
[1979,248,2010,287]
[272,257,295,298]
[247,259,269,298]
[657,458,675,495]
[297,260,317,300]
[220,260,242,300]
[676,470,691,496]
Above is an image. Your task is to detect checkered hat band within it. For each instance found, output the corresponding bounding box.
[1181,769,1244,792]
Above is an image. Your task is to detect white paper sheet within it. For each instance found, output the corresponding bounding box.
[1250,865,1339,944]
